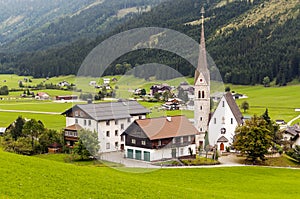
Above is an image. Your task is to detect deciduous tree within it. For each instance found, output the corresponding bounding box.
[233,115,273,163]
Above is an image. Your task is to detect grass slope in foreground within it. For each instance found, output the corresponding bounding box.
[1,150,300,198]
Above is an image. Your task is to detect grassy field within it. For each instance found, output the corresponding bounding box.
[229,84,300,123]
[1,150,300,198]
[1,74,300,129]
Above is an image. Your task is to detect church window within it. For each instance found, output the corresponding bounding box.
[200,79,203,82]
[221,128,226,134]
[214,118,216,124]
[202,91,205,98]
[200,106,202,110]
[200,117,203,121]
[231,118,233,124]
[222,117,225,124]
[222,101,225,107]
[200,128,203,132]
[198,91,201,99]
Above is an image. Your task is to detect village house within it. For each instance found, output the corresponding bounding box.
[208,92,244,151]
[55,95,78,101]
[282,124,300,148]
[62,100,150,153]
[122,115,198,161]
[35,92,50,100]
[150,84,172,96]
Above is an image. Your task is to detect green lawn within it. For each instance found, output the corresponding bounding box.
[229,84,300,122]
[1,150,300,198]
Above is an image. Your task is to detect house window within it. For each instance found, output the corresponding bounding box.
[158,140,161,146]
[231,118,233,124]
[115,120,118,125]
[106,143,110,149]
[75,111,79,117]
[88,120,91,126]
[80,111,84,117]
[84,120,86,126]
[115,130,118,136]
[127,118,131,123]
[139,115,142,119]
[106,131,110,137]
[214,118,216,124]
[106,120,110,126]
[121,135,124,142]
[172,138,176,144]
[75,119,78,124]
[121,124,124,130]
[180,137,183,143]
[115,142,119,148]
[141,140,146,145]
[180,148,184,155]
[188,136,191,142]
[131,139,136,144]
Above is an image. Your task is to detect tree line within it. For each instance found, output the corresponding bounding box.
[0,0,298,85]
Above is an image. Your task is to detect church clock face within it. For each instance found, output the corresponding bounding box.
[221,128,226,134]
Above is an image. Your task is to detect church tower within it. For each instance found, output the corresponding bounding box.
[194,7,210,139]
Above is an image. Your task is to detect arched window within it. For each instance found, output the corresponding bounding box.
[202,91,205,98]
[198,91,201,99]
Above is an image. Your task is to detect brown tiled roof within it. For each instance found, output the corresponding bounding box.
[217,136,229,142]
[64,123,82,131]
[135,115,199,140]
[224,92,243,125]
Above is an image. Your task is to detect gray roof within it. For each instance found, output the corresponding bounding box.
[63,101,150,121]
[285,125,300,136]
[217,136,229,142]
[224,92,243,125]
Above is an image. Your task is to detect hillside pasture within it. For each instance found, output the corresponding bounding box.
[229,84,300,122]
[0,150,300,198]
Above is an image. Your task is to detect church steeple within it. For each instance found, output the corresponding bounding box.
[194,7,209,85]
[194,6,210,140]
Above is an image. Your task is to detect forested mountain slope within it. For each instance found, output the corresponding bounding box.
[0,0,299,85]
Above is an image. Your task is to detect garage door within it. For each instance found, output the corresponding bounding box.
[135,150,142,160]
[127,149,133,159]
[144,151,150,162]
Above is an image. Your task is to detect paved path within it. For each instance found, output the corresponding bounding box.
[101,152,244,169]
[0,109,61,115]
[287,115,300,126]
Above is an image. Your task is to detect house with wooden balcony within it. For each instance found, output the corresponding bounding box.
[122,115,199,161]
[62,100,150,153]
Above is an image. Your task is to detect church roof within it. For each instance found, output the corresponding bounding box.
[217,136,229,142]
[224,92,243,125]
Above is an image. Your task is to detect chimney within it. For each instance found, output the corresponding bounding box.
[166,116,172,122]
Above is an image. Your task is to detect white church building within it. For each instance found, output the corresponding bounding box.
[208,92,243,151]
[193,7,243,152]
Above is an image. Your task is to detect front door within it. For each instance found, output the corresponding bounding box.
[171,148,177,158]
[220,143,224,151]
[121,144,124,151]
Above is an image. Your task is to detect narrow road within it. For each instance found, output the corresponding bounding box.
[287,115,300,126]
[0,109,61,115]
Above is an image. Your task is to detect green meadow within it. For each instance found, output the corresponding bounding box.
[229,84,300,123]
[0,74,300,129]
[0,149,300,198]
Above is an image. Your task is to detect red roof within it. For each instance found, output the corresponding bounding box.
[64,123,82,131]
[136,115,199,140]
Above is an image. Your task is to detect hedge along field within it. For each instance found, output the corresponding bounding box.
[229,84,300,122]
[0,150,300,198]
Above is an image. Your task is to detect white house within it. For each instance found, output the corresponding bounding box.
[208,92,243,151]
[62,100,150,153]
[122,116,198,161]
